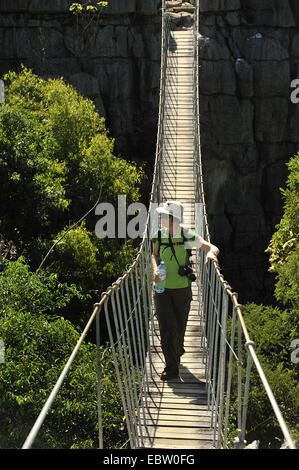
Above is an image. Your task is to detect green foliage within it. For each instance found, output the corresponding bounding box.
[0,91,69,239]
[69,2,108,16]
[233,303,299,447]
[0,67,144,449]
[242,303,298,365]
[0,257,83,319]
[46,222,138,312]
[49,222,99,291]
[245,360,299,447]
[79,133,143,205]
[0,67,143,290]
[0,310,126,449]
[266,155,299,271]
[68,2,109,56]
[226,154,299,449]
[237,156,299,447]
[274,241,299,309]
[266,154,299,308]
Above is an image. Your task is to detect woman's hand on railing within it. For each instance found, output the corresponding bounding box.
[205,250,219,266]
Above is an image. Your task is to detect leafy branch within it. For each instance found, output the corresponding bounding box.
[68,1,109,56]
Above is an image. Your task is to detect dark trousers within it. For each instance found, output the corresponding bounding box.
[154,286,192,374]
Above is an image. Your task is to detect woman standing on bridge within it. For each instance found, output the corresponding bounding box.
[151,201,219,381]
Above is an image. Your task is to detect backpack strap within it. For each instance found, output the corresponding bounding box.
[157,228,193,265]
[158,229,161,253]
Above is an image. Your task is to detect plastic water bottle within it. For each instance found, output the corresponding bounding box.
[154,261,167,293]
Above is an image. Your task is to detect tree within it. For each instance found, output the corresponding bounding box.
[0,257,83,320]
[235,155,299,447]
[0,309,127,449]
[0,67,144,305]
[266,154,299,310]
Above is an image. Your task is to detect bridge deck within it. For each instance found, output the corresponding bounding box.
[139,26,215,449]
[139,283,214,449]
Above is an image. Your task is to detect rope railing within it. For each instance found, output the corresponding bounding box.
[21,0,296,451]
[192,0,295,449]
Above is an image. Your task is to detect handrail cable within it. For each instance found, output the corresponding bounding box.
[22,0,296,450]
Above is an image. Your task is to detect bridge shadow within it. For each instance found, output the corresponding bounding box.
[168,32,177,52]
[166,364,207,403]
[146,362,206,403]
[140,362,208,446]
[177,364,205,385]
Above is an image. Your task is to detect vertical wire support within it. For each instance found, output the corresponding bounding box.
[118,280,142,447]
[134,262,150,402]
[144,235,154,378]
[134,264,146,370]
[139,246,152,381]
[223,304,237,447]
[129,265,149,444]
[113,284,138,447]
[124,275,144,447]
[216,289,229,449]
[124,276,141,385]
[111,289,136,446]
[241,344,253,444]
[202,259,209,357]
[210,268,220,417]
[211,273,222,444]
[129,269,144,386]
[96,307,103,449]
[103,298,134,448]
[237,319,243,440]
[137,247,152,446]
[206,263,215,410]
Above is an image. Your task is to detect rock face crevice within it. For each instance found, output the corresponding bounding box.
[0,0,298,302]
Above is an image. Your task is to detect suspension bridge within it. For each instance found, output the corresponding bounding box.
[22,1,296,450]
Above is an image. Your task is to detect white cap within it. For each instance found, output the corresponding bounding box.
[156,200,184,222]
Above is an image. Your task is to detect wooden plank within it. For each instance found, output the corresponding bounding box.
[142,410,211,420]
[148,381,207,390]
[142,409,211,419]
[140,420,211,430]
[140,428,214,441]
[140,422,213,434]
[142,421,212,431]
[149,372,207,379]
[140,438,214,449]
[142,427,213,442]
[144,397,209,408]
[148,389,208,398]
[146,393,208,403]
[152,337,202,344]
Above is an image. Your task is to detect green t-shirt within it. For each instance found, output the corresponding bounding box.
[151,226,203,289]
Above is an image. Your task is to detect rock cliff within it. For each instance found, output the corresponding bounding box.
[0,0,298,302]
[198,0,299,302]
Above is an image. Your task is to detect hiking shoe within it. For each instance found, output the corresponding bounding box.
[160,369,179,381]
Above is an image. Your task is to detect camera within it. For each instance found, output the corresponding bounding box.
[178,265,196,282]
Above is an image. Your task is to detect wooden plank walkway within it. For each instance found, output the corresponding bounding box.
[161,27,196,218]
[138,26,215,449]
[139,283,214,449]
